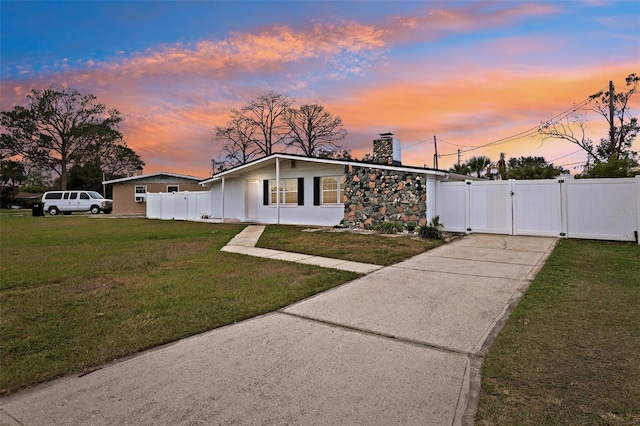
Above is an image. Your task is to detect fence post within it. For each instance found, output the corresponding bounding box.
[509,179,516,236]
[559,179,568,239]
[636,175,640,245]
[464,180,471,234]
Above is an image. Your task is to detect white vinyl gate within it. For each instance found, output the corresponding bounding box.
[436,177,640,243]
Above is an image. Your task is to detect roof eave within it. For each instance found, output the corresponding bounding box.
[199,153,447,185]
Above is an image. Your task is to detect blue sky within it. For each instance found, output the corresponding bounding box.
[2,1,639,176]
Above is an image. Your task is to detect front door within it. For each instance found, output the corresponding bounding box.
[245,180,259,221]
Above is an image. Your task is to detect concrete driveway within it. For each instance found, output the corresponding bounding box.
[0,233,556,426]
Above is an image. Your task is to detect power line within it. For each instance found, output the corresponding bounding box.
[549,149,584,163]
[402,139,430,150]
[438,139,478,148]
[438,85,608,158]
[557,160,586,167]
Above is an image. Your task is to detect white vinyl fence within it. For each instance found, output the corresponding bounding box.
[436,176,640,243]
[146,191,212,221]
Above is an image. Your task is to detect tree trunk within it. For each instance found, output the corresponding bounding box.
[60,166,68,190]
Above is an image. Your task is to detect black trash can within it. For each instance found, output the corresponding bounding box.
[32,203,44,217]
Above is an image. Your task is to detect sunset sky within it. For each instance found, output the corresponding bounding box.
[1,1,638,178]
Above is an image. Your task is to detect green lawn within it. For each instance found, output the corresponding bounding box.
[0,215,361,395]
[257,224,443,266]
[475,239,640,425]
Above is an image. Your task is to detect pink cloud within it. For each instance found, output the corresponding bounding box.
[1,2,636,177]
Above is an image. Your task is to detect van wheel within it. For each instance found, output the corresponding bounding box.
[49,206,59,216]
[90,206,100,215]
[103,209,112,214]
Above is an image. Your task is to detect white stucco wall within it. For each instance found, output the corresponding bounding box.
[208,159,346,226]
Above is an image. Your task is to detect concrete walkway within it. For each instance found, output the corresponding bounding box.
[221,225,384,274]
[0,231,557,426]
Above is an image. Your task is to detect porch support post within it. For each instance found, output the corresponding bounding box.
[275,157,280,224]
[221,177,225,224]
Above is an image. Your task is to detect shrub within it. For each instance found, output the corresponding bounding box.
[419,215,444,240]
[374,221,403,234]
[405,221,417,233]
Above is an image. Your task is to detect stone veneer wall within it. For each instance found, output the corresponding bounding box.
[372,137,394,165]
[342,165,427,228]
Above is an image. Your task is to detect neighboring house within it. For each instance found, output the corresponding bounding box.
[199,133,468,228]
[103,169,206,215]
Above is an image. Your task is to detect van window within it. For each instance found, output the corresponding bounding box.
[63,193,70,200]
[87,191,104,199]
[80,192,89,200]
[69,193,78,199]
[45,192,63,200]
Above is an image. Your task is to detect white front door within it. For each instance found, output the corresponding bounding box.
[245,180,259,221]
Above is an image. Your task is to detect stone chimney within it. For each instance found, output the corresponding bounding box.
[372,133,402,166]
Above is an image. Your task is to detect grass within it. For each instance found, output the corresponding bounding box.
[0,214,361,395]
[257,224,443,266]
[475,239,640,426]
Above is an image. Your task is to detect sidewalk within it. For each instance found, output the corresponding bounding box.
[0,229,557,426]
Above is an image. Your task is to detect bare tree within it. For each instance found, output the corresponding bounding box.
[241,91,293,156]
[587,73,639,160]
[539,114,599,162]
[213,111,260,169]
[540,73,639,164]
[283,104,347,157]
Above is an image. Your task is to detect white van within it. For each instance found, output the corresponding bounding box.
[42,191,113,216]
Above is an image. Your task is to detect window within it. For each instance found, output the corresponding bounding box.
[80,192,89,200]
[69,193,77,200]
[264,178,304,205]
[63,193,70,200]
[270,179,298,204]
[167,185,179,193]
[44,192,63,200]
[321,176,344,204]
[135,186,147,203]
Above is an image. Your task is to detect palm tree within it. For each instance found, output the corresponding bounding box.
[497,153,507,180]
[449,163,471,175]
[466,156,492,178]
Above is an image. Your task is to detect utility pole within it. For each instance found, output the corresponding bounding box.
[609,80,616,158]
[457,149,461,166]
[433,135,439,169]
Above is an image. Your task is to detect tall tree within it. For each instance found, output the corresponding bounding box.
[241,91,293,156]
[0,87,126,190]
[283,104,347,157]
[99,144,145,180]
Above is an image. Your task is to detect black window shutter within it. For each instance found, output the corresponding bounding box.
[263,180,269,206]
[298,177,304,205]
[313,177,320,206]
